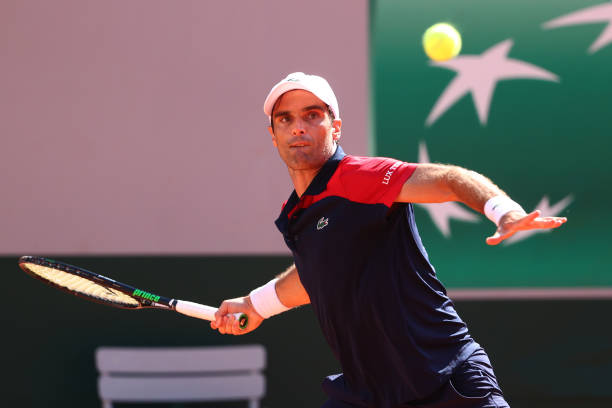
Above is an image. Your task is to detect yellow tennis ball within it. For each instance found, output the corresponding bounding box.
[422,23,462,62]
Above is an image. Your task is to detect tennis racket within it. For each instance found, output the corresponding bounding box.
[18,256,248,329]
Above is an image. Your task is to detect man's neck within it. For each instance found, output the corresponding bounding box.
[287,144,339,197]
[288,168,321,197]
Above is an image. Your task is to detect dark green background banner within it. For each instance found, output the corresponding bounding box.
[371,0,611,288]
[6,257,612,407]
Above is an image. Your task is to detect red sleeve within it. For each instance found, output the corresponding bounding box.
[336,156,417,207]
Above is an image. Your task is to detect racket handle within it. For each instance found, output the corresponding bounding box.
[174,300,248,329]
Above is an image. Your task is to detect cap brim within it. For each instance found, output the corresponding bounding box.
[263,82,312,116]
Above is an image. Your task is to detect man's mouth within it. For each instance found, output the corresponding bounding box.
[290,142,310,148]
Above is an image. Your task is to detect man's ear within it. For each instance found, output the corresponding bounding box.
[268,126,277,147]
[331,119,342,142]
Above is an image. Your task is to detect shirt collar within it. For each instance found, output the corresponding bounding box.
[275,145,346,229]
[301,144,346,196]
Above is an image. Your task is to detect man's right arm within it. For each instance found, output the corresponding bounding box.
[275,264,310,308]
[210,264,309,335]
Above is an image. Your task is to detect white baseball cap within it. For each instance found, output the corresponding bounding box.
[263,72,340,120]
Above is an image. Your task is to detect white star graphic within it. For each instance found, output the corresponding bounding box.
[415,142,480,237]
[543,2,612,54]
[426,39,559,126]
[504,195,573,245]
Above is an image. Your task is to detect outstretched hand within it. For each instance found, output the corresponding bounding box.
[486,210,567,246]
[210,296,264,335]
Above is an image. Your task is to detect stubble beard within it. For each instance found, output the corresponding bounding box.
[283,141,336,172]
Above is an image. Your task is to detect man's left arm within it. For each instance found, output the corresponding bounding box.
[395,163,567,245]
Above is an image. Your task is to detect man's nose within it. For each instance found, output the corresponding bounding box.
[292,127,306,136]
[292,119,306,136]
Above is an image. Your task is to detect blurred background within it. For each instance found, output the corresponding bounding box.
[2,0,610,406]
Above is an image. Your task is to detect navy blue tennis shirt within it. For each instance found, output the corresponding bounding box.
[275,146,479,408]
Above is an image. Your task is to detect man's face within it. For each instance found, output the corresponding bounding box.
[268,90,341,172]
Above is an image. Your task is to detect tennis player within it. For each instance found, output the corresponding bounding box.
[211,72,566,408]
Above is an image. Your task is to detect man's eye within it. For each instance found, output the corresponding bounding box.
[307,112,319,120]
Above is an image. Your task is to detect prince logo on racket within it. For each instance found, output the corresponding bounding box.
[132,289,160,302]
[211,72,567,408]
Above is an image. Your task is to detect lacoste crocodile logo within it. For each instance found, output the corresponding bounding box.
[317,217,329,230]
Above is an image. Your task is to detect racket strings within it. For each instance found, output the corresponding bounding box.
[23,262,139,307]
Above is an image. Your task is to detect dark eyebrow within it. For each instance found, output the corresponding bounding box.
[302,105,327,113]
[272,110,290,119]
[273,105,326,119]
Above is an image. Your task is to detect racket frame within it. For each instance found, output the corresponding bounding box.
[18,256,248,328]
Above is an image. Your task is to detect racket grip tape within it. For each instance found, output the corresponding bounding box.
[174,300,248,329]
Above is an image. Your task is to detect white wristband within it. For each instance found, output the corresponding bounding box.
[484,195,525,226]
[249,278,290,319]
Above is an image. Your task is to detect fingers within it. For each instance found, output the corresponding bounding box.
[487,210,568,245]
[210,299,253,335]
[208,296,264,336]
[521,210,541,225]
[486,232,501,246]
[515,211,567,232]
[486,230,514,246]
[487,211,539,245]
[211,302,229,330]
[210,314,240,334]
[216,314,243,335]
[529,216,567,229]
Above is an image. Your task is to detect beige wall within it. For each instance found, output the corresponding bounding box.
[0,0,369,254]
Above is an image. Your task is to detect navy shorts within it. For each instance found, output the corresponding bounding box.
[321,348,510,408]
